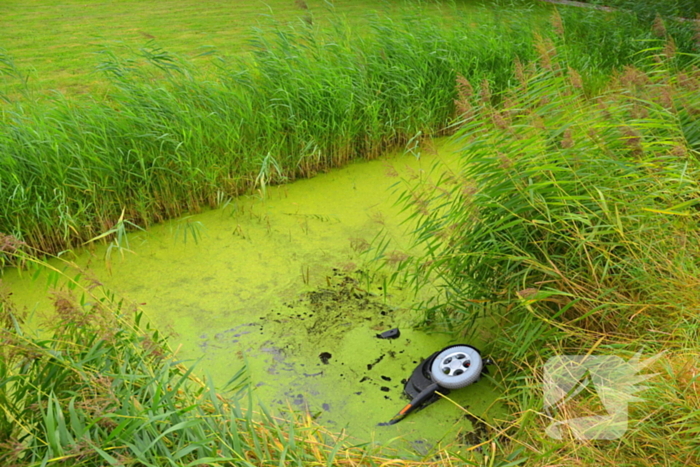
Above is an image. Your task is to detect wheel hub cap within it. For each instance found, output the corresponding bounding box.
[439,351,471,377]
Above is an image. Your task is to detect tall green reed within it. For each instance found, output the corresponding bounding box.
[387,33,700,466]
[395,47,700,338]
[6,4,696,258]
[0,8,538,255]
[0,4,697,258]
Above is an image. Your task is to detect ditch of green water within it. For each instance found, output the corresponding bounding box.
[1,138,504,453]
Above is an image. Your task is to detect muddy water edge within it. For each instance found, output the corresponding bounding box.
[1,138,505,454]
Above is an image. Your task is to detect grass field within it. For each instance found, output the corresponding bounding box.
[0,0,497,98]
[0,2,552,256]
[3,1,696,257]
[1,0,700,465]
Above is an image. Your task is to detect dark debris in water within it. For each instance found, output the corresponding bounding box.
[319,352,332,364]
[367,353,385,371]
[250,268,497,435]
[263,269,396,346]
[376,327,400,339]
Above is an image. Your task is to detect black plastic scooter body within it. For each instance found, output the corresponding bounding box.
[403,350,449,403]
[380,344,488,426]
[403,345,484,411]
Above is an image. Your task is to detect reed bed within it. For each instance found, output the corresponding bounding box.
[1,5,696,257]
[389,26,700,467]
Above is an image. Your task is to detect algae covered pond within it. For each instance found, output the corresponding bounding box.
[2,139,504,452]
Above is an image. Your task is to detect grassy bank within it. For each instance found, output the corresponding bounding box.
[1,7,539,256]
[1,5,697,259]
[388,31,700,466]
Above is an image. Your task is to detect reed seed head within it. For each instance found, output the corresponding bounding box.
[569,67,583,90]
[454,74,474,121]
[551,10,564,37]
[531,113,546,131]
[384,163,398,178]
[658,85,674,110]
[620,126,644,156]
[561,128,574,149]
[671,142,688,158]
[652,14,666,38]
[421,138,438,156]
[630,102,649,119]
[491,110,509,130]
[677,72,699,91]
[0,233,23,255]
[411,191,430,216]
[456,73,473,100]
[497,152,514,169]
[479,79,492,104]
[514,57,527,86]
[534,33,556,71]
[619,66,650,89]
[461,180,477,204]
[663,38,676,60]
[385,250,409,266]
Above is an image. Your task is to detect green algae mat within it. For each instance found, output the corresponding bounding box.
[1,140,505,452]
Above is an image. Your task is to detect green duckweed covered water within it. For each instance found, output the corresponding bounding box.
[2,139,504,453]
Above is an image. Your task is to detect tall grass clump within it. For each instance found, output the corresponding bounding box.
[388,38,700,464]
[548,5,699,93]
[0,7,540,256]
[4,4,697,258]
